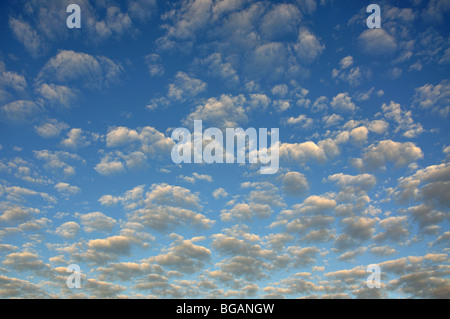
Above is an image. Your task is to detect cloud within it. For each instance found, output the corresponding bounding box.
[125,183,214,231]
[368,120,389,135]
[60,128,92,149]
[282,171,309,196]
[35,83,78,109]
[396,163,450,213]
[76,212,117,233]
[95,154,126,175]
[293,28,325,64]
[37,50,124,90]
[9,18,46,57]
[0,62,27,103]
[1,100,41,123]
[280,141,327,164]
[358,29,397,56]
[35,119,69,138]
[260,3,301,40]
[2,251,47,272]
[55,221,81,239]
[382,101,424,138]
[360,140,423,170]
[167,72,207,102]
[412,80,450,116]
[54,182,81,196]
[184,94,247,128]
[34,150,85,177]
[330,93,357,113]
[147,235,211,274]
[179,172,213,184]
[212,188,228,199]
[87,235,136,255]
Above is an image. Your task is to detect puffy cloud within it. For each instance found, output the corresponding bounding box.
[286,114,314,128]
[33,150,85,177]
[35,119,69,138]
[184,94,247,128]
[361,140,423,170]
[9,18,46,57]
[212,188,228,199]
[124,183,213,231]
[55,221,81,239]
[1,100,41,123]
[76,212,117,233]
[220,202,273,221]
[147,235,211,274]
[293,28,325,63]
[195,53,239,84]
[382,101,424,138]
[370,246,398,257]
[60,128,92,149]
[282,172,309,196]
[179,172,213,184]
[145,53,165,77]
[368,120,389,135]
[0,62,27,102]
[167,72,207,102]
[97,126,174,175]
[373,216,410,243]
[37,50,124,90]
[94,154,126,175]
[328,173,377,193]
[35,83,78,109]
[106,126,174,156]
[358,29,397,56]
[280,141,327,164]
[260,3,301,40]
[330,93,357,113]
[54,182,81,196]
[396,163,450,208]
[87,235,136,255]
[412,80,450,117]
[2,251,47,272]
[349,126,369,145]
[0,275,52,298]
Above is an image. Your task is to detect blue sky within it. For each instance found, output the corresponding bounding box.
[0,0,449,298]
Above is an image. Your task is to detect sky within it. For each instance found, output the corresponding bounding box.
[0,0,449,299]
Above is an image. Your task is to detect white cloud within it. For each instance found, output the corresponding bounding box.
[330,93,357,113]
[35,83,78,109]
[293,28,325,64]
[184,94,247,128]
[212,188,228,199]
[55,221,81,239]
[76,212,117,233]
[1,100,41,123]
[358,29,397,56]
[167,72,207,102]
[382,101,424,138]
[9,18,46,57]
[412,80,450,116]
[54,182,81,195]
[35,119,69,138]
[282,172,309,196]
[361,140,423,170]
[368,120,389,135]
[37,50,124,90]
[60,128,92,149]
